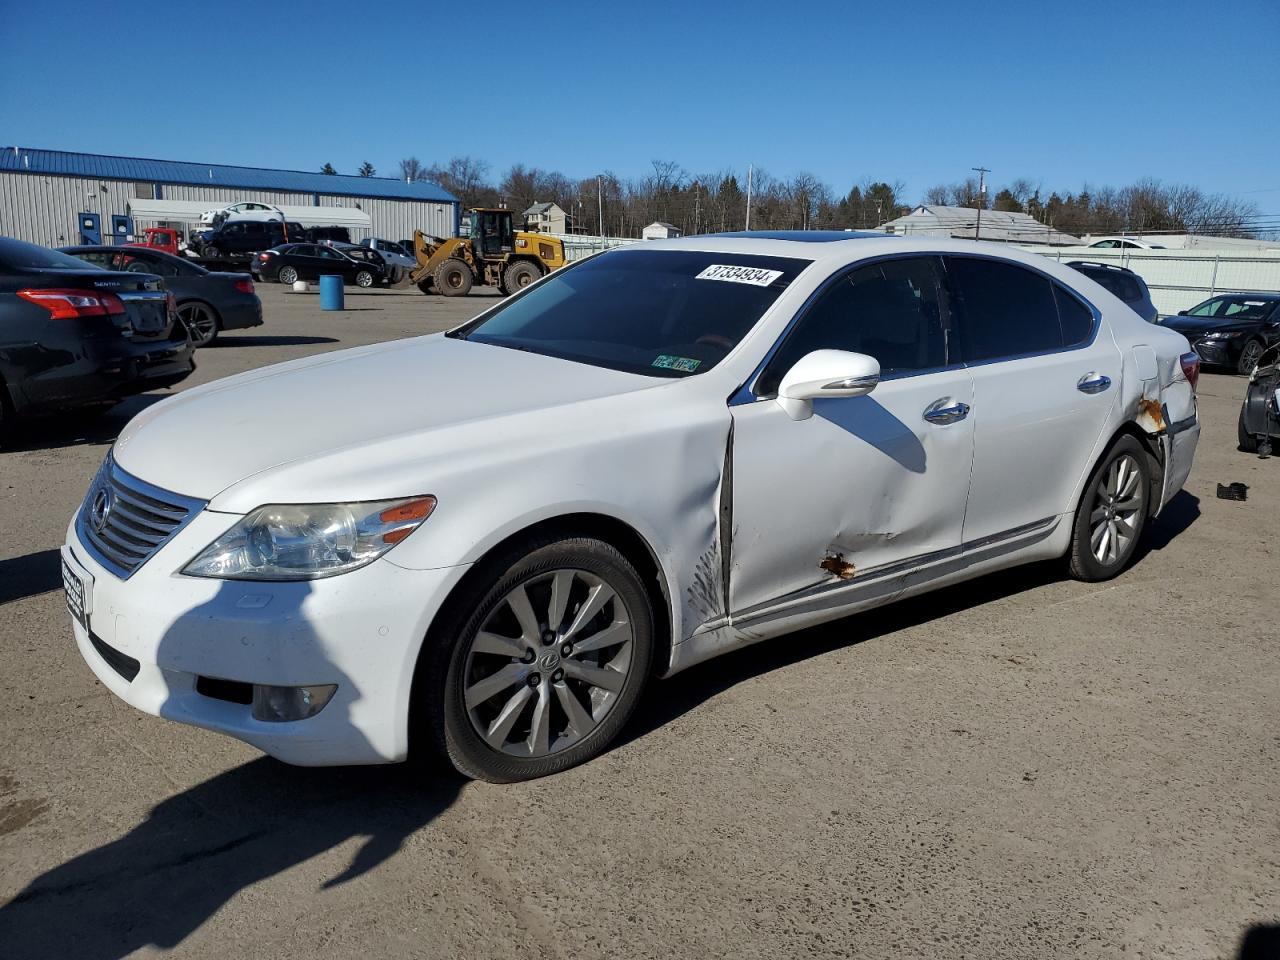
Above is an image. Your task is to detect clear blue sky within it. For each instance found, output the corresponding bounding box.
[2,0,1276,205]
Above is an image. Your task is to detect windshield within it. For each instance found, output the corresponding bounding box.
[451,249,810,377]
[1189,296,1277,321]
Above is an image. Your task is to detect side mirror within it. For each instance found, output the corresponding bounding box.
[1178,310,1188,316]
[776,349,880,420]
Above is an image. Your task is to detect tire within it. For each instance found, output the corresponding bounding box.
[355,270,375,288]
[425,535,655,783]
[204,245,221,260]
[1237,338,1265,375]
[503,261,540,295]
[177,301,218,347]
[417,278,434,295]
[434,259,473,297]
[278,265,298,285]
[1238,406,1259,453]
[1067,434,1151,582]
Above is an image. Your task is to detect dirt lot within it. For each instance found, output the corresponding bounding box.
[0,283,1276,959]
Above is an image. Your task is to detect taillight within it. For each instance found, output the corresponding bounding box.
[17,288,126,319]
[258,252,271,261]
[1179,351,1200,392]
[235,278,255,294]
[166,292,177,319]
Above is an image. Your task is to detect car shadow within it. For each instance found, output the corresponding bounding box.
[623,559,1062,748]
[0,757,463,960]
[1236,924,1280,959]
[0,575,466,960]
[211,335,339,347]
[0,549,63,605]
[1138,489,1200,555]
[0,394,168,452]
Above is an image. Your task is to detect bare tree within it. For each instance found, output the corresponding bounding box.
[398,157,424,182]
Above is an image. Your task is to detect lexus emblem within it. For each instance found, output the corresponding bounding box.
[89,485,113,533]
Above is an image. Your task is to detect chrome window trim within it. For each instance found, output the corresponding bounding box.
[729,251,1106,406]
[75,452,207,581]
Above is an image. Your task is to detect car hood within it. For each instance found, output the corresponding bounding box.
[112,334,668,504]
[1160,315,1258,334]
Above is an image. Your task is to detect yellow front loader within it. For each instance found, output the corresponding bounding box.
[409,208,567,297]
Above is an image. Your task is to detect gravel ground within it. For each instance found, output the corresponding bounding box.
[0,283,1276,959]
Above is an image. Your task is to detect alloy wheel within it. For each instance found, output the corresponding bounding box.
[279,266,298,284]
[462,568,634,758]
[1239,340,1263,374]
[1089,453,1144,566]
[178,303,217,345]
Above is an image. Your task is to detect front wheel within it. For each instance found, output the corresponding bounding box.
[427,537,654,782]
[355,270,375,288]
[203,245,221,260]
[278,265,298,285]
[1067,435,1151,582]
[1237,338,1265,375]
[1238,406,1259,453]
[434,259,473,296]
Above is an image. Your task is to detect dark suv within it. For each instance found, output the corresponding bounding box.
[1067,261,1157,323]
[196,220,306,260]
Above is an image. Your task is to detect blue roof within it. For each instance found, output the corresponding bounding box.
[0,146,458,204]
[713,230,890,242]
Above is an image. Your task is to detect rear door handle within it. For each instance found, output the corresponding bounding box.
[923,397,970,425]
[1077,373,1112,394]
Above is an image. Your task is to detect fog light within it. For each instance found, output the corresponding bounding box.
[251,683,337,722]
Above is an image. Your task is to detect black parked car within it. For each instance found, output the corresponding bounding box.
[251,244,386,287]
[1158,293,1280,374]
[0,236,193,433]
[194,220,306,260]
[1067,261,1158,323]
[59,245,263,347]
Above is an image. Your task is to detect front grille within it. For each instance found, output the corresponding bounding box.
[77,453,206,579]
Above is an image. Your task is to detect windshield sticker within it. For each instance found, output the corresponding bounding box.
[653,355,702,373]
[696,264,783,286]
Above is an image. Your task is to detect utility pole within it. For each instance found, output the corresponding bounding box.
[693,180,701,235]
[745,164,753,230]
[972,166,990,240]
[597,175,604,237]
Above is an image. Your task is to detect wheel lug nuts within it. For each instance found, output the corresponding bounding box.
[522,649,536,664]
[561,643,572,656]
[552,669,564,682]
[542,630,556,645]
[527,673,540,687]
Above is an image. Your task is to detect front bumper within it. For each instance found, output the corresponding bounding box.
[63,511,469,766]
[1190,338,1241,366]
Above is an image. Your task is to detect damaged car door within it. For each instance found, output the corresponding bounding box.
[728,256,975,622]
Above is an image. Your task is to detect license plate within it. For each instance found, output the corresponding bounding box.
[130,303,165,334]
[61,552,92,633]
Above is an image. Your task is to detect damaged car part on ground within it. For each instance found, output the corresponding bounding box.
[62,233,1199,781]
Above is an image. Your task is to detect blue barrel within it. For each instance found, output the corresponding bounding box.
[319,274,344,311]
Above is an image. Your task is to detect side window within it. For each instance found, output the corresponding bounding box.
[758,257,948,395]
[246,222,266,236]
[947,257,1063,361]
[1189,298,1222,317]
[224,223,244,237]
[1053,286,1095,346]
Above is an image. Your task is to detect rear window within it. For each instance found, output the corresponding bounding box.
[452,249,810,377]
[0,237,101,272]
[1077,267,1143,303]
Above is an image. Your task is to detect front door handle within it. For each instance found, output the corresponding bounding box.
[1077,373,1112,394]
[923,397,970,425]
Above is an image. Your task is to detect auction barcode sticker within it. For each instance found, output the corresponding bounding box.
[696,264,783,286]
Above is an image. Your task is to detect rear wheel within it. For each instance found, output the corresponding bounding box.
[355,270,375,288]
[1237,338,1265,375]
[503,261,540,295]
[278,265,298,285]
[426,536,654,782]
[1067,435,1151,582]
[178,302,218,346]
[434,259,473,297]
[204,245,221,260]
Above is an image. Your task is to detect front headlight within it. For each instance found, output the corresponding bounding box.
[183,496,436,580]
[1202,331,1245,340]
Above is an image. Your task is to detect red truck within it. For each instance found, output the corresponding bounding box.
[126,227,184,257]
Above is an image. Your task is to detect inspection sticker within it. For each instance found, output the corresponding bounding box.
[653,355,702,373]
[695,264,783,286]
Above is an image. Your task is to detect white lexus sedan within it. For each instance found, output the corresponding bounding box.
[61,232,1201,782]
